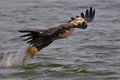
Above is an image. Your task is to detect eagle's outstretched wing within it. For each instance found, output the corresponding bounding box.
[19,30,53,51]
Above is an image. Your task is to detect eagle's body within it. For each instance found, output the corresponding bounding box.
[19,7,95,58]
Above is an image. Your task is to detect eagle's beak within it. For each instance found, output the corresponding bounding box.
[80,21,87,29]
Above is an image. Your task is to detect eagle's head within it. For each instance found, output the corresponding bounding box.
[68,7,95,29]
[70,17,87,29]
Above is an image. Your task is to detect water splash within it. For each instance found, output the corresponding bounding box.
[0,46,30,68]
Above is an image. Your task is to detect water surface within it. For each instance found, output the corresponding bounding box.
[0,0,120,80]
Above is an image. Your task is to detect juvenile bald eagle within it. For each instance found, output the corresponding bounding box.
[19,7,95,58]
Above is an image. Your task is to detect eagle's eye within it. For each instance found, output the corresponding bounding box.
[78,18,85,23]
[79,18,84,21]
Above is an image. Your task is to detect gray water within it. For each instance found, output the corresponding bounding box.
[0,0,120,80]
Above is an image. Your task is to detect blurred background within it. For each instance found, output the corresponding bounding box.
[0,0,120,80]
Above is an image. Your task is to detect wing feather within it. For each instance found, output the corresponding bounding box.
[19,30,53,50]
[80,7,95,22]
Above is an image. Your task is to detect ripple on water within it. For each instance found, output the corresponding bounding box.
[0,0,120,80]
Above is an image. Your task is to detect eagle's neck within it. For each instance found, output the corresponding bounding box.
[50,22,76,40]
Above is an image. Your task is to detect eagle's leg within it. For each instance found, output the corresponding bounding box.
[26,45,38,58]
[22,45,38,66]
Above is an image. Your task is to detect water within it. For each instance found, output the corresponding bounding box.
[0,45,30,68]
[0,0,120,80]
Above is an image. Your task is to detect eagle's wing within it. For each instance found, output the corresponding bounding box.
[19,25,73,51]
[19,30,53,51]
[80,7,95,22]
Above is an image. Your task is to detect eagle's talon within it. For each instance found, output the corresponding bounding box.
[27,45,38,58]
